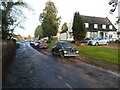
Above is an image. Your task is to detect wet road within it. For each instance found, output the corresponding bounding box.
[3,42,119,88]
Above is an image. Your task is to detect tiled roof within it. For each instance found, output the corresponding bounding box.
[81,15,111,25]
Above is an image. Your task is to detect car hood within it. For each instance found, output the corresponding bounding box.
[64,47,75,51]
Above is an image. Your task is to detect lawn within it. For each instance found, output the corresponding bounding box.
[76,46,119,64]
[47,38,58,48]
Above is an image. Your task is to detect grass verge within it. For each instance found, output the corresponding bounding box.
[76,46,119,64]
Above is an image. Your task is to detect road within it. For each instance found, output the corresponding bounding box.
[3,42,119,88]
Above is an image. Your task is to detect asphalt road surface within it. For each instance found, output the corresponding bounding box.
[3,42,119,88]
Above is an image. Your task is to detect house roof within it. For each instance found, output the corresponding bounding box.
[80,15,117,31]
[81,15,111,25]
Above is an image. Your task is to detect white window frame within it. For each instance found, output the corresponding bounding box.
[109,25,113,29]
[102,25,106,29]
[85,23,89,28]
[94,24,98,28]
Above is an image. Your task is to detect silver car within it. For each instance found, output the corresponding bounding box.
[87,37,109,46]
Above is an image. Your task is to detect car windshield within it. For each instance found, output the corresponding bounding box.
[39,40,46,44]
[93,37,100,40]
[61,42,72,48]
[85,38,91,40]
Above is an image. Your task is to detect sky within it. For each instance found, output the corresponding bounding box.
[14,0,118,37]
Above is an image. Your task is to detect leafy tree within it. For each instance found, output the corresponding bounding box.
[39,0,60,41]
[109,0,120,24]
[27,35,31,40]
[61,22,68,33]
[109,0,118,13]
[72,12,86,45]
[34,25,43,39]
[0,0,32,40]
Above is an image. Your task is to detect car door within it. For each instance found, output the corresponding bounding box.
[55,43,62,54]
[101,37,106,44]
[99,38,104,44]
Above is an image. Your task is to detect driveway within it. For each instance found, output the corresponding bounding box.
[3,42,119,88]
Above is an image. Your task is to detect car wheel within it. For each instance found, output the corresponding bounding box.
[60,52,64,59]
[106,42,109,45]
[95,42,99,46]
[51,49,55,56]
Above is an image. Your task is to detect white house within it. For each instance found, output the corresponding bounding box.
[60,15,117,41]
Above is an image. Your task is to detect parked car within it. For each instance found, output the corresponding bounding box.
[38,40,48,49]
[81,38,93,43]
[87,37,109,46]
[51,41,79,57]
[32,40,39,47]
[115,37,120,43]
[30,40,34,45]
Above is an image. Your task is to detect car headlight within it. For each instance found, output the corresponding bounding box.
[76,51,79,53]
[64,51,67,54]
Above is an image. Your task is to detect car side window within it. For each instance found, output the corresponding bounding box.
[56,43,60,47]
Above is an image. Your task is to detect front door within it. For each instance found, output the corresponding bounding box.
[100,32,103,37]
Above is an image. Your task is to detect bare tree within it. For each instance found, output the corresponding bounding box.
[0,0,34,39]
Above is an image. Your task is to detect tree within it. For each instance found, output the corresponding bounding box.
[39,0,60,41]
[109,0,120,24]
[34,25,43,39]
[27,35,31,40]
[109,0,118,13]
[72,12,86,45]
[61,22,68,33]
[0,0,33,40]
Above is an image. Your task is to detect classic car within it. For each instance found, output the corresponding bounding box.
[38,40,48,49]
[51,41,79,57]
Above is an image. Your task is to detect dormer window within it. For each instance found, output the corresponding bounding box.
[102,25,106,29]
[94,24,98,28]
[85,23,89,28]
[109,25,113,29]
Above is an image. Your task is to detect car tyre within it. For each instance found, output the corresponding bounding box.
[106,42,109,45]
[60,52,64,59]
[51,49,55,56]
[95,42,99,46]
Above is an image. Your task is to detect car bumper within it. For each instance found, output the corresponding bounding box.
[64,53,79,57]
[88,42,96,45]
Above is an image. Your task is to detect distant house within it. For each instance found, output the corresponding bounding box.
[59,15,117,41]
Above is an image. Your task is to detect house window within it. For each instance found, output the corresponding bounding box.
[89,32,97,38]
[94,24,98,28]
[102,25,106,29]
[109,25,113,29]
[85,23,89,28]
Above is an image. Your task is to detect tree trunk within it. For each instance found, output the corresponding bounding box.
[75,40,81,46]
[48,36,51,43]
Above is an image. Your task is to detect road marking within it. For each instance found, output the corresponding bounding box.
[65,83,72,89]
[57,75,62,80]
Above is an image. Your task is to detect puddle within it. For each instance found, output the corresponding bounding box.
[84,72,98,77]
